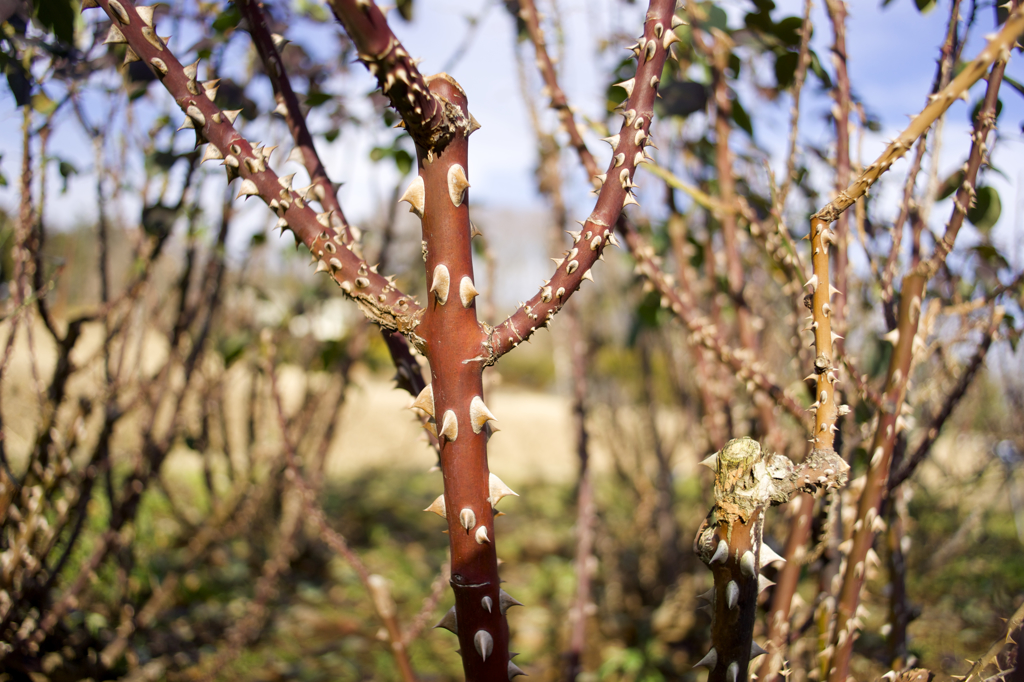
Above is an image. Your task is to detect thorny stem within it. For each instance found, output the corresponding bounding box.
[563,306,596,682]
[88,0,423,340]
[518,0,600,181]
[487,0,677,362]
[693,439,848,682]
[622,222,811,430]
[403,73,516,681]
[240,0,354,245]
[824,53,1009,682]
[824,0,851,344]
[758,492,814,682]
[777,0,813,210]
[265,355,418,682]
[241,0,426,398]
[812,5,1024,225]
[881,0,961,309]
[806,216,844,450]
[886,309,999,492]
[327,0,476,158]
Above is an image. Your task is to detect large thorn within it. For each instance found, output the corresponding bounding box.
[726,581,739,610]
[699,453,718,470]
[447,163,470,207]
[499,589,522,615]
[434,606,458,635]
[726,662,739,682]
[399,175,425,218]
[460,276,479,308]
[508,661,527,679]
[424,494,446,518]
[740,550,756,577]
[430,264,451,305]
[751,641,768,659]
[411,384,435,417]
[470,396,497,434]
[236,179,259,199]
[475,526,490,544]
[474,630,493,661]
[439,410,458,442]
[710,539,728,565]
[694,648,717,669]
[488,472,518,507]
[761,542,785,566]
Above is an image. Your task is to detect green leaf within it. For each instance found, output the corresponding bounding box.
[324,128,340,143]
[967,185,1001,232]
[35,0,76,44]
[914,0,937,13]
[972,243,1009,269]
[731,96,753,137]
[397,0,413,21]
[808,49,832,89]
[706,4,729,32]
[212,5,242,34]
[1004,74,1024,99]
[393,149,413,176]
[31,92,57,115]
[774,51,798,89]
[936,168,965,200]
[773,16,804,46]
[305,92,332,107]
[57,160,77,193]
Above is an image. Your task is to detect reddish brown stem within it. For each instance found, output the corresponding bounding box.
[487,0,676,362]
[90,0,421,338]
[694,441,847,682]
[562,305,595,681]
[240,0,353,245]
[327,0,473,156]
[241,0,426,397]
[825,57,1007,681]
[410,75,513,680]
[825,0,851,345]
[759,493,814,682]
[518,0,600,182]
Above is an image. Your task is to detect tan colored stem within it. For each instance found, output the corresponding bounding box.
[813,6,1024,224]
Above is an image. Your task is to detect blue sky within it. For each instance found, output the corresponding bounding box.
[1,0,1022,270]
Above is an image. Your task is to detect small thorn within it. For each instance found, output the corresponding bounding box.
[694,648,717,669]
[459,507,476,531]
[710,539,728,565]
[488,472,517,508]
[760,543,785,566]
[447,163,471,207]
[434,606,458,635]
[481,596,493,613]
[475,526,490,544]
[411,383,434,417]
[499,589,522,615]
[474,630,494,660]
[740,551,756,577]
[424,494,445,518]
[726,580,739,610]
[460,276,479,308]
[400,175,426,218]
[727,662,739,682]
[236,178,259,199]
